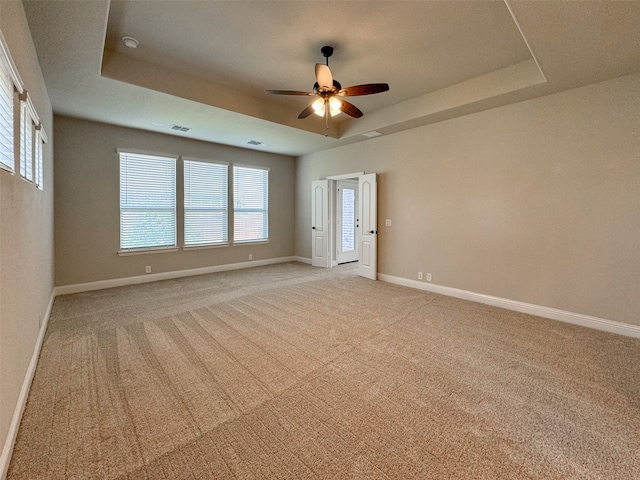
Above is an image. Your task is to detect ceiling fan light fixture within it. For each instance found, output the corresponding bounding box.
[266,46,389,126]
[312,98,325,116]
[329,97,342,117]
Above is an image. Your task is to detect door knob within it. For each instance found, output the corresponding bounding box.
[312,226,316,230]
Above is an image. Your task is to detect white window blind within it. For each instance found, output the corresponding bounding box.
[20,101,33,181]
[184,159,228,246]
[119,151,177,251]
[0,59,12,172]
[233,165,268,242]
[34,128,43,189]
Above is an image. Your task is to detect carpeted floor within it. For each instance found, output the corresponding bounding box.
[8,262,640,479]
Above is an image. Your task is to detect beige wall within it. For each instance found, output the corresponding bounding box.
[54,116,295,286]
[0,0,54,459]
[295,73,640,327]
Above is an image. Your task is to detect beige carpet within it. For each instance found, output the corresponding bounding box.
[8,262,640,479]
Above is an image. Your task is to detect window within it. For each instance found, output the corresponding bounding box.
[34,126,45,189]
[0,56,13,172]
[0,31,22,174]
[20,97,35,181]
[233,165,269,242]
[119,151,177,251]
[184,159,228,247]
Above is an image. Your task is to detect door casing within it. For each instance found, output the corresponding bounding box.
[311,172,377,280]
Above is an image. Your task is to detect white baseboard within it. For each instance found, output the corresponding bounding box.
[54,256,302,296]
[378,274,640,339]
[0,292,54,480]
[293,256,312,265]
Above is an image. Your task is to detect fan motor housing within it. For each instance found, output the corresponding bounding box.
[321,45,334,59]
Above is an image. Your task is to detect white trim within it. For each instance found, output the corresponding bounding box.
[182,156,228,167]
[54,256,299,296]
[183,243,230,251]
[0,292,54,479]
[35,124,48,144]
[233,163,270,172]
[0,30,24,93]
[327,172,364,180]
[118,247,180,256]
[18,92,39,126]
[116,148,179,160]
[293,256,312,265]
[232,239,270,246]
[378,274,640,339]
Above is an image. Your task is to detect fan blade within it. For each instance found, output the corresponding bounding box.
[298,103,315,119]
[339,83,389,96]
[265,90,315,96]
[339,99,364,118]
[315,63,333,89]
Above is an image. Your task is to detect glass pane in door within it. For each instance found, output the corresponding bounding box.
[342,188,355,252]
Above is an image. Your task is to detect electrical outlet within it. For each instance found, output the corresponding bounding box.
[426,273,432,282]
[249,254,253,260]
[418,271,423,280]
[385,219,392,227]
[145,265,151,274]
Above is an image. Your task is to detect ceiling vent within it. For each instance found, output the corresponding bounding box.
[247,140,269,147]
[362,130,383,138]
[171,124,191,132]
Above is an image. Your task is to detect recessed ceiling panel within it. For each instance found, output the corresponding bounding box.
[104,0,532,114]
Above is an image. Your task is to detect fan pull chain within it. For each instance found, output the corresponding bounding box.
[325,99,329,136]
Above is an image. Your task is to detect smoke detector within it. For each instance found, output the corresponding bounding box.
[122,36,139,49]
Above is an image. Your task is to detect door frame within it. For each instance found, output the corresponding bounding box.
[312,172,377,280]
[327,172,364,267]
[335,179,359,265]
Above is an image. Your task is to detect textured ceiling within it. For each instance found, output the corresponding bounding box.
[22,0,640,156]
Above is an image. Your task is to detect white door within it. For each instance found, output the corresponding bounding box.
[336,180,358,264]
[311,180,329,267]
[358,173,377,280]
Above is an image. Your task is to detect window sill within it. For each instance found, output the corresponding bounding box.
[118,246,179,256]
[233,239,270,246]
[0,164,14,175]
[183,243,230,251]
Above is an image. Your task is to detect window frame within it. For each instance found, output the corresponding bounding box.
[183,157,229,248]
[19,94,36,182]
[34,125,47,190]
[118,149,179,254]
[0,31,24,174]
[232,164,270,244]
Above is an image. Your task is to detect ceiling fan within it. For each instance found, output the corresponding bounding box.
[266,46,389,131]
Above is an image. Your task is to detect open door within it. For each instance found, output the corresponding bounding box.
[358,173,377,280]
[311,180,329,267]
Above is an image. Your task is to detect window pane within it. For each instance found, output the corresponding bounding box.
[233,166,268,242]
[234,211,267,242]
[342,188,355,251]
[185,211,227,245]
[184,159,228,246]
[119,152,176,250]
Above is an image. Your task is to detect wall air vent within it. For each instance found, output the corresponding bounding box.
[171,124,191,132]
